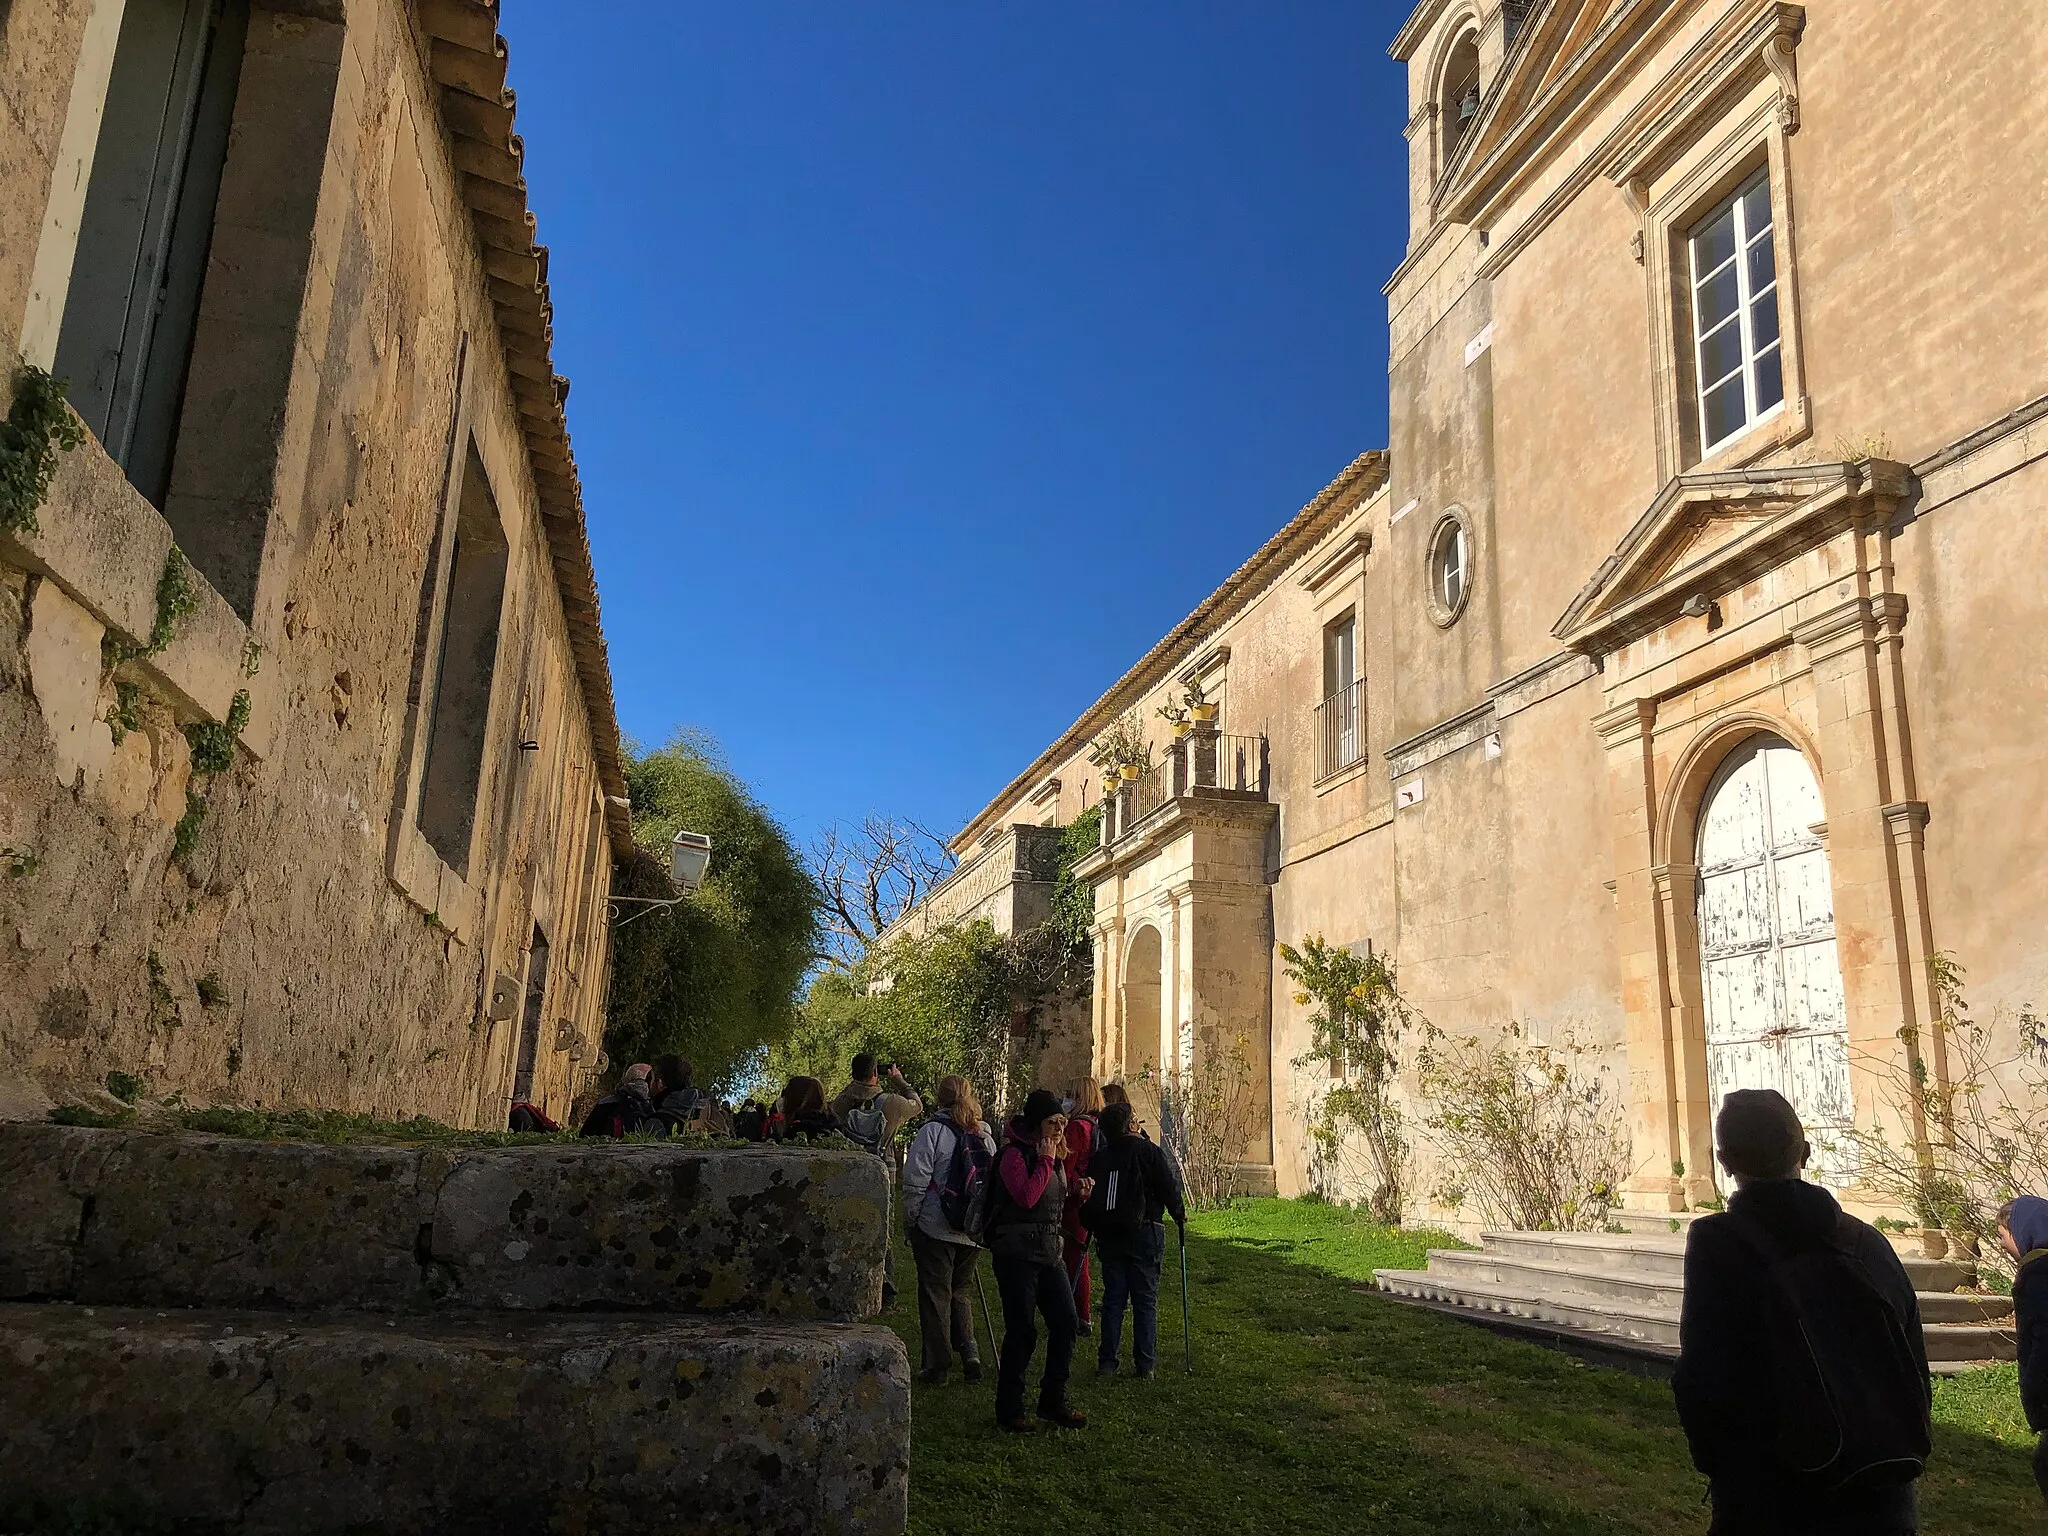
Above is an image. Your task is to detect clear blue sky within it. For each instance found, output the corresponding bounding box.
[502,2,1417,851]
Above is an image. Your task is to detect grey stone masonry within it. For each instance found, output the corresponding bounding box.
[0,1306,909,1536]
[0,1124,889,1319]
[0,1127,910,1534]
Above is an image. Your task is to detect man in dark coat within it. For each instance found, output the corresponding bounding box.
[1672,1089,1930,1534]
[1089,1100,1186,1379]
[1996,1194,2048,1503]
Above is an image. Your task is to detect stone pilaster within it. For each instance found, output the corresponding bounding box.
[1794,596,1923,1153]
[1598,697,1686,1210]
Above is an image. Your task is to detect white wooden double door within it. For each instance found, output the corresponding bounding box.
[1696,736,1856,1186]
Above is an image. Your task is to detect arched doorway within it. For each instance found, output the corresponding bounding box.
[1122,925,1163,1128]
[1696,734,1855,1186]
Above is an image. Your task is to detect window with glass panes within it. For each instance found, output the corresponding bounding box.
[1688,170,1783,453]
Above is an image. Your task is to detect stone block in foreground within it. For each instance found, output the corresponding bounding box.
[0,1305,909,1536]
[0,1125,888,1318]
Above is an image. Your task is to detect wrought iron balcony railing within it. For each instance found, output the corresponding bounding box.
[1101,726,1268,845]
[1314,678,1365,783]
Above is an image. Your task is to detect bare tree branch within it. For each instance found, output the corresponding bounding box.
[809,815,958,967]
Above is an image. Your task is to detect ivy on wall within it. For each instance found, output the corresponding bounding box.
[0,362,85,536]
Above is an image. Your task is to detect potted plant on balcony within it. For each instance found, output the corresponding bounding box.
[1185,678,1217,723]
[1157,699,1191,738]
[1096,710,1150,782]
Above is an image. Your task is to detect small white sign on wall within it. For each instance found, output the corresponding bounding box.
[1464,321,1496,367]
[1395,776,1425,809]
[1391,497,1421,525]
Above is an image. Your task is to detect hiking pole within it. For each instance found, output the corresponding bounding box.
[974,1263,1001,1361]
[1178,1225,1193,1375]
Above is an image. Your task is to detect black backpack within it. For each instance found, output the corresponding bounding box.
[1724,1207,1930,1492]
[1079,1136,1147,1240]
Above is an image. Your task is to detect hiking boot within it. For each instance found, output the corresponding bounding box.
[1133,1366,1155,1381]
[1076,1320,1092,1338]
[998,1415,1036,1434]
[918,1366,949,1386]
[961,1357,984,1383]
[1096,1359,1118,1378]
[1036,1402,1088,1429]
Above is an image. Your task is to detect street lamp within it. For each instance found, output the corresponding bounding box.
[610,829,712,927]
[669,830,712,894]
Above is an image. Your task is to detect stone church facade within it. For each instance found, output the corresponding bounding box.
[931,0,2048,1212]
[0,0,628,1128]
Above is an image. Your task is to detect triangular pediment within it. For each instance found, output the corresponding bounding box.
[1437,0,1643,203]
[1552,460,1912,655]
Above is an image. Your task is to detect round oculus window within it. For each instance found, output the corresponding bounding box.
[1425,511,1472,627]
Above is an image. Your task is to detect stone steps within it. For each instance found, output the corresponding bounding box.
[1375,1227,2015,1372]
[0,1125,909,1533]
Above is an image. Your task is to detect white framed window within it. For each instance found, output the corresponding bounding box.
[1689,169,1785,454]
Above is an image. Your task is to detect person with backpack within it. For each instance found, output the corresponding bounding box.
[900,1075,996,1384]
[1996,1194,2048,1503]
[1082,1099,1186,1379]
[984,1088,1092,1432]
[831,1054,923,1303]
[1061,1078,1104,1338]
[649,1055,705,1134]
[1673,1088,1931,1534]
[576,1063,660,1139]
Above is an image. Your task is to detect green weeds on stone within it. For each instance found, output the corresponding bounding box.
[173,689,250,866]
[2,843,37,878]
[0,362,87,537]
[147,546,196,654]
[195,972,227,1010]
[171,789,207,863]
[104,680,143,744]
[49,1104,135,1129]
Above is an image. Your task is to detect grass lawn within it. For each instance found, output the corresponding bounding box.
[884,1198,2041,1535]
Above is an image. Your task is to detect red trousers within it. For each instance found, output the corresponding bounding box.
[1062,1230,1091,1324]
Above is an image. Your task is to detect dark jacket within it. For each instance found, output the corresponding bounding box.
[2008,1194,2048,1434]
[1673,1179,1929,1524]
[1093,1126,1187,1235]
[987,1119,1065,1267]
[577,1082,657,1139]
[651,1086,706,1134]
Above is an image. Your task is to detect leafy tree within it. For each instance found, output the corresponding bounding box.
[604,731,820,1091]
[770,921,1016,1104]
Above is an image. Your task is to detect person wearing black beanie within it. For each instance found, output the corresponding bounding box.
[983,1087,1093,1432]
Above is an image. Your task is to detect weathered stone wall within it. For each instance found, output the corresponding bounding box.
[0,1125,890,1320]
[0,1131,911,1533]
[0,0,626,1129]
[0,1308,908,1536]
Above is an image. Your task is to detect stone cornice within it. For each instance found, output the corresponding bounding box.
[1554,460,1911,658]
[1594,697,1658,747]
[1299,531,1372,596]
